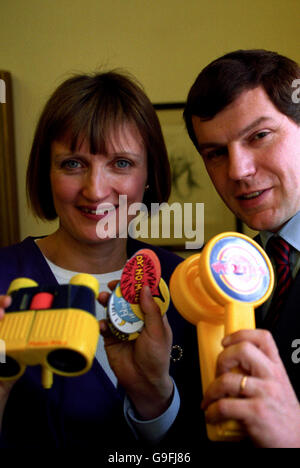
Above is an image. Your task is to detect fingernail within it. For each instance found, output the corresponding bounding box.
[222,335,230,346]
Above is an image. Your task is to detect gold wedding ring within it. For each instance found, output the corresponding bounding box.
[239,375,248,395]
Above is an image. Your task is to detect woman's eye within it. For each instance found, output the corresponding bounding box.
[115,159,131,169]
[62,159,82,169]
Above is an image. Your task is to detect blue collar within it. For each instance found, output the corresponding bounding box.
[259,210,300,252]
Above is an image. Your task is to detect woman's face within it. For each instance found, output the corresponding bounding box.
[50,122,148,245]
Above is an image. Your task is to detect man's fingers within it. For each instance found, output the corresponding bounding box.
[216,341,275,378]
[222,329,281,363]
[204,397,254,425]
[202,373,261,410]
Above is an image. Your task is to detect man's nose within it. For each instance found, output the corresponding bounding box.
[228,143,256,181]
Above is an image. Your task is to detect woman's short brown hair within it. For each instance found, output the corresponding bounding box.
[26,71,171,219]
[184,49,300,152]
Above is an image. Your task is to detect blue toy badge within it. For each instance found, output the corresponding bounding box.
[210,236,271,302]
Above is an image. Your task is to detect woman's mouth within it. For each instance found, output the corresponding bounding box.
[78,204,118,220]
[80,207,98,215]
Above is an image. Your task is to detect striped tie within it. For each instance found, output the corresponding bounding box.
[265,236,292,328]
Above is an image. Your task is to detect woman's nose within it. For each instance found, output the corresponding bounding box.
[81,167,112,201]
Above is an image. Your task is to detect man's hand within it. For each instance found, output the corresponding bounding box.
[201,329,300,447]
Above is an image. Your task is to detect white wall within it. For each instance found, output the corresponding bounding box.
[0,0,299,239]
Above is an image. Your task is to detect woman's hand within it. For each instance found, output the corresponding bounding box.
[0,294,17,432]
[98,282,173,420]
[201,329,300,447]
[0,295,11,320]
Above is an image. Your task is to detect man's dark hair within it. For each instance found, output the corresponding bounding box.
[184,49,300,152]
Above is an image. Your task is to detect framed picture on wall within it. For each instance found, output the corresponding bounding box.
[0,71,20,247]
[137,103,239,255]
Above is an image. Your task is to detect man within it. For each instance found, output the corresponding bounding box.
[184,49,300,447]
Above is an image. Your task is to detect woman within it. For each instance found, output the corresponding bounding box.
[0,71,203,449]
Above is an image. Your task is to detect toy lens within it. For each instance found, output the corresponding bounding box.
[0,356,22,378]
[47,349,87,373]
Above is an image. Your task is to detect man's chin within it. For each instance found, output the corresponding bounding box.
[241,215,283,233]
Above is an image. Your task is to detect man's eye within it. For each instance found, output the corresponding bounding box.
[204,147,227,160]
[252,131,270,141]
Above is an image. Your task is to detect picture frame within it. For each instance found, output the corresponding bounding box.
[138,103,240,256]
[0,71,20,247]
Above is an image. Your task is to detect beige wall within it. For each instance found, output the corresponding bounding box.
[0,0,299,240]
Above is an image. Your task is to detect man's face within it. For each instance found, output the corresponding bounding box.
[192,87,300,232]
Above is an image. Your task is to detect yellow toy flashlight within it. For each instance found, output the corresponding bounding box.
[170,232,274,441]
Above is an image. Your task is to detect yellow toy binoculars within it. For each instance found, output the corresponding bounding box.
[0,274,100,389]
[170,232,274,441]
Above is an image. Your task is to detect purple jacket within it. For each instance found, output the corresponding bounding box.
[0,237,205,448]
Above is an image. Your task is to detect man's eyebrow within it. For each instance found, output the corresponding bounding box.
[196,116,274,151]
[236,116,273,138]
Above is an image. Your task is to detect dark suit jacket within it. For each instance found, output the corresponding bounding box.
[254,234,300,401]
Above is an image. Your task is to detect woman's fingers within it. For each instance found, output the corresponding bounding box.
[0,295,11,320]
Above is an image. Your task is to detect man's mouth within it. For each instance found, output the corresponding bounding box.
[238,190,264,200]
